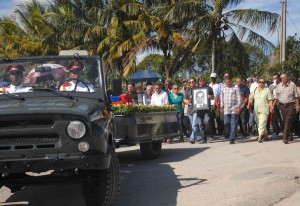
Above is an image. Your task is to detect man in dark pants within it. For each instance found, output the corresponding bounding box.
[197,76,214,144]
[269,73,283,137]
[236,77,250,137]
[209,73,220,135]
[274,73,300,144]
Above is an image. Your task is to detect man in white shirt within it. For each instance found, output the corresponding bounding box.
[60,61,94,92]
[3,65,32,93]
[209,73,219,106]
[250,74,259,94]
[150,83,169,106]
[269,72,283,137]
[209,72,219,134]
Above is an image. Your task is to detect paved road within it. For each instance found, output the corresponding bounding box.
[1,135,300,206]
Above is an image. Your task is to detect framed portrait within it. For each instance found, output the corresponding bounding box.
[192,87,209,110]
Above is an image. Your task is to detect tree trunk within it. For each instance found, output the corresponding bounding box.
[163,49,171,80]
[211,37,216,73]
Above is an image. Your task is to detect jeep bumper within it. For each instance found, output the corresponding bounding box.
[0,152,111,174]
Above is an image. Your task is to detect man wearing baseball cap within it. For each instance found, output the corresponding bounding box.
[60,61,94,92]
[3,65,32,93]
[209,72,221,135]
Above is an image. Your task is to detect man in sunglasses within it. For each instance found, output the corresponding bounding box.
[4,65,32,93]
[60,61,94,92]
[183,78,201,143]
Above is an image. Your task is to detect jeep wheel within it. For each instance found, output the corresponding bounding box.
[81,147,120,206]
[140,140,162,159]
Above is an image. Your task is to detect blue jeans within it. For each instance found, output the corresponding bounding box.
[197,111,212,140]
[188,112,200,141]
[224,114,238,141]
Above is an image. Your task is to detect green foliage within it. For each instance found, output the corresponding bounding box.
[136,54,164,76]
[111,104,177,115]
[268,34,300,78]
[0,0,280,83]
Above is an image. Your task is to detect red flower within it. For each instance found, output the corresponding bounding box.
[62,82,72,87]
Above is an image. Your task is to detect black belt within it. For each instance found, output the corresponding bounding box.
[279,102,295,106]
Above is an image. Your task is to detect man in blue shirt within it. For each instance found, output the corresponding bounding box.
[236,77,250,137]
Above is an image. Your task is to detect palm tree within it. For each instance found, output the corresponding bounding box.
[193,0,280,73]
[120,0,205,79]
[0,0,54,57]
[85,0,151,80]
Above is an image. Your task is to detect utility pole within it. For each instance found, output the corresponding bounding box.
[280,0,286,63]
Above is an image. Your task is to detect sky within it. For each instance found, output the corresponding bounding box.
[0,0,299,61]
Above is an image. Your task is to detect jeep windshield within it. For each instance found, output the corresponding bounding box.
[0,56,105,100]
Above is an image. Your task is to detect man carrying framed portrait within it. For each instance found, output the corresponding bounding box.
[192,76,214,144]
[184,78,201,144]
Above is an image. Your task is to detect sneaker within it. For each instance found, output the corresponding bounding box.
[189,140,195,144]
[199,140,207,144]
[195,136,202,142]
[229,140,235,144]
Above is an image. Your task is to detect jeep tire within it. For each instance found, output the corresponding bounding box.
[81,147,120,206]
[139,140,162,159]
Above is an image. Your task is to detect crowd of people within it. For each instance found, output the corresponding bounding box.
[123,72,300,145]
[3,63,300,145]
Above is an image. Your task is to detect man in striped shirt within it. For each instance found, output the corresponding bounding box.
[274,73,300,144]
[220,77,242,144]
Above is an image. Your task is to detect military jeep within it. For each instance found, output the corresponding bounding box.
[0,52,119,205]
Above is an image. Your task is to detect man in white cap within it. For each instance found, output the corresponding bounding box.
[60,61,94,92]
[209,72,220,135]
[3,65,32,93]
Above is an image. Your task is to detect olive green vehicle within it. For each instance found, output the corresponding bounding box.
[0,52,119,206]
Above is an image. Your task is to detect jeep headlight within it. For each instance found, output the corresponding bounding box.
[67,121,86,139]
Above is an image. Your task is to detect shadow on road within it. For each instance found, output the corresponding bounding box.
[2,147,208,206]
[3,183,85,206]
[117,147,208,206]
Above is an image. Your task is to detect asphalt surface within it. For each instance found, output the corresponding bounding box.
[1,135,300,206]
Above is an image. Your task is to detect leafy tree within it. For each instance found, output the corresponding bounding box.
[136,54,164,73]
[268,35,300,78]
[193,0,280,73]
[0,0,52,57]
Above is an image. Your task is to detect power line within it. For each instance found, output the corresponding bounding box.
[287,11,300,34]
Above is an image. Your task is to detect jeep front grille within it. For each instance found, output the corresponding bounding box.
[0,119,54,130]
[0,134,59,151]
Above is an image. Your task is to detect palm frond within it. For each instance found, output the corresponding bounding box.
[233,24,275,53]
[226,9,280,34]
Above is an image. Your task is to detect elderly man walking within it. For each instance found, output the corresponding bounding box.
[274,73,300,144]
[220,77,241,144]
